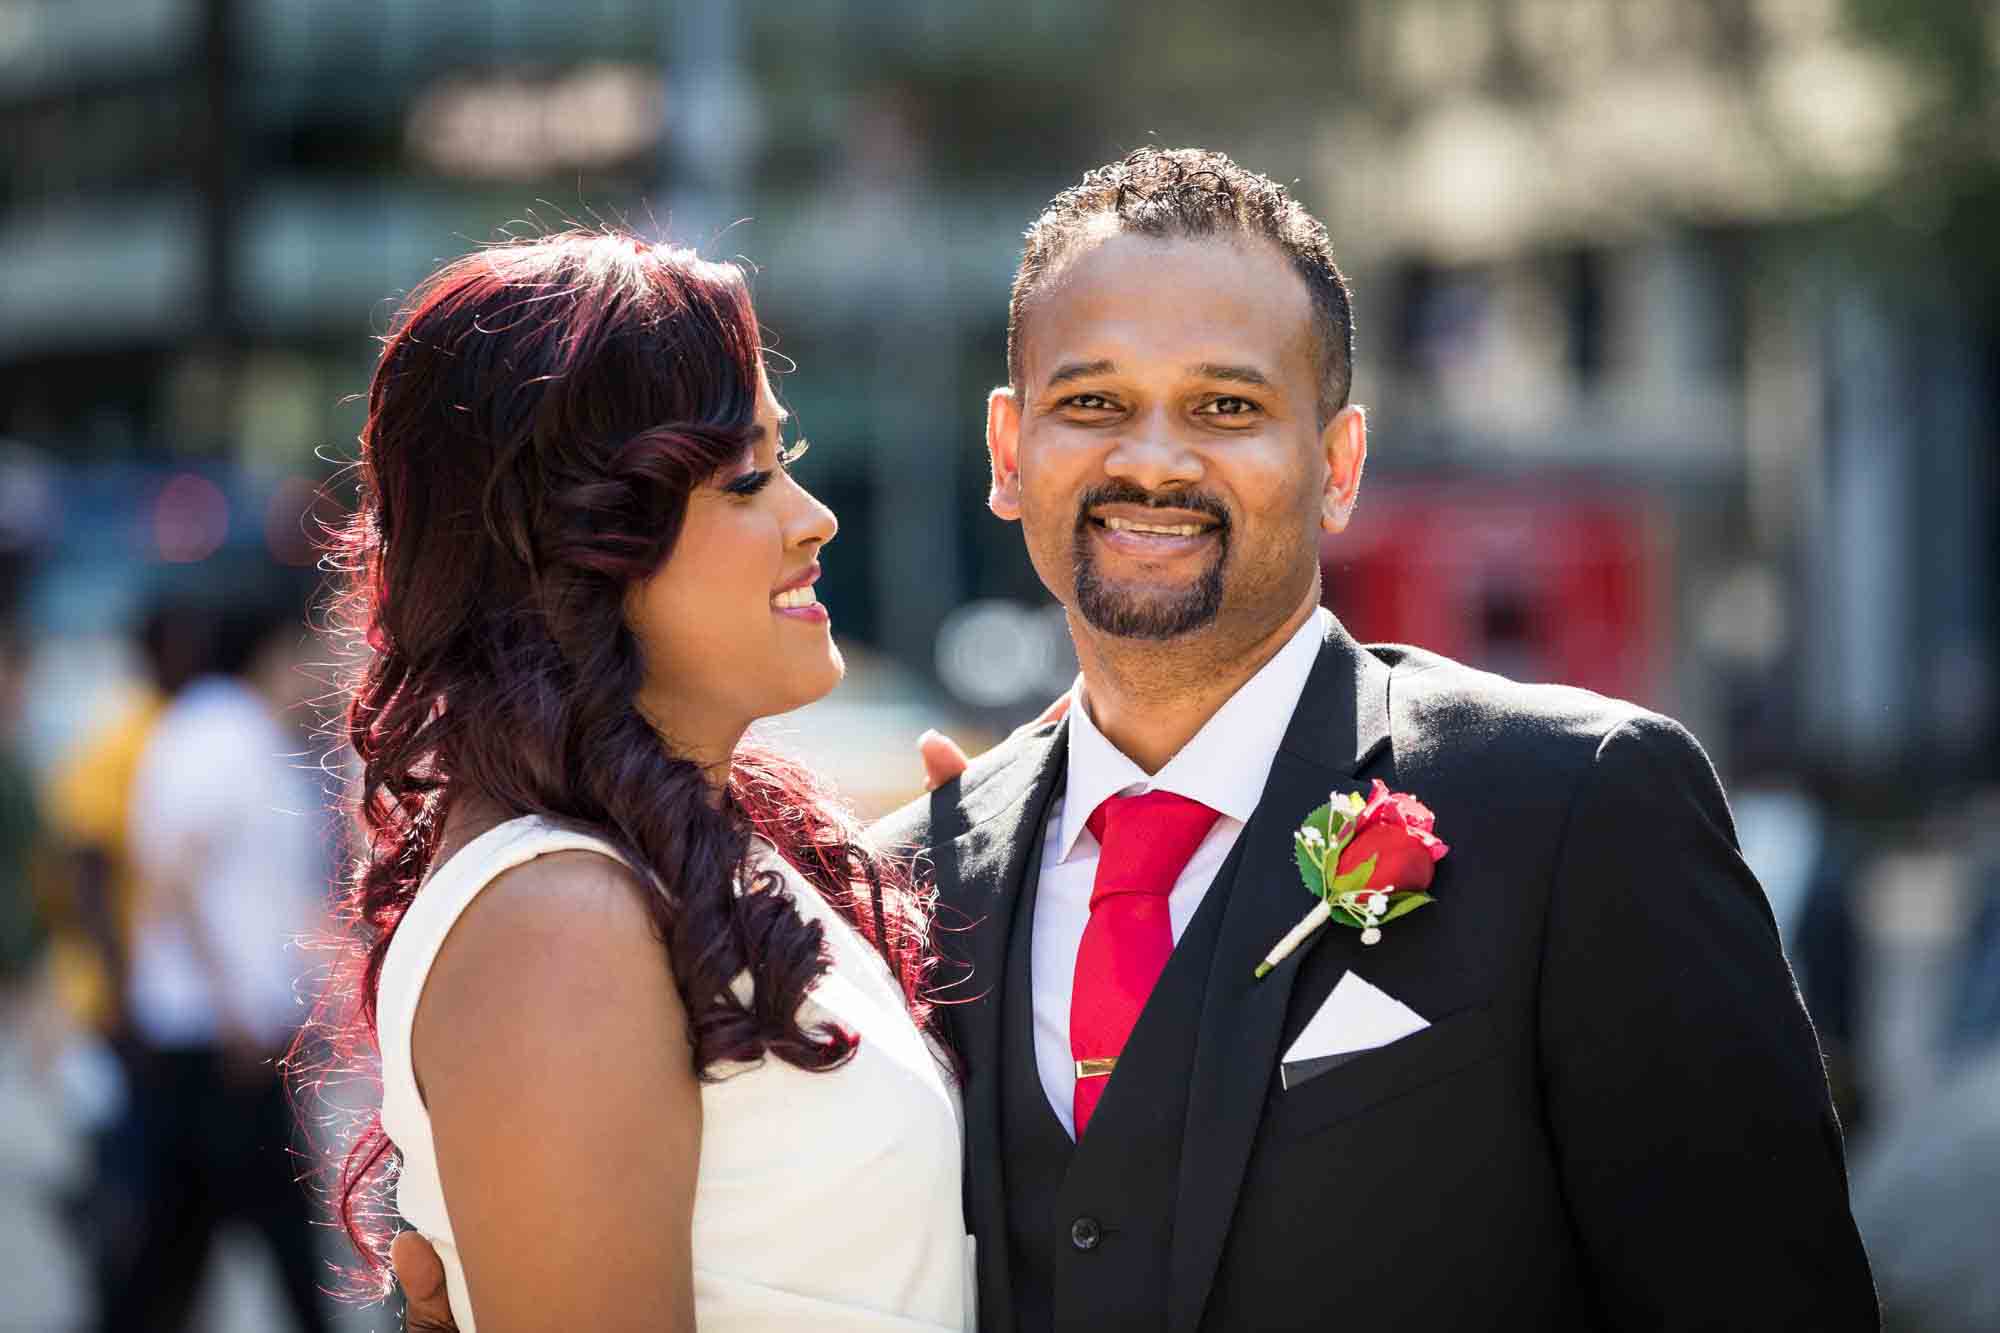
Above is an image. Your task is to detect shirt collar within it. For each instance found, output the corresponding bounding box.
[1057,607,1328,863]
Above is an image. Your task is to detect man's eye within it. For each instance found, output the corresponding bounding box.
[1062,393,1118,412]
[1199,396,1259,417]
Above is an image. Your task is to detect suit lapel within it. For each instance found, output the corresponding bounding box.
[926,721,1067,1333]
[1167,619,1394,1333]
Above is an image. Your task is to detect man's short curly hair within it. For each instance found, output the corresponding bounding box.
[1008,147,1355,422]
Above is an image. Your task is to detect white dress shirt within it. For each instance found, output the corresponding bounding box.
[1031,608,1328,1138]
[125,678,329,1050]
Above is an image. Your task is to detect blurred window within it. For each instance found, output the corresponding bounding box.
[1,82,194,205]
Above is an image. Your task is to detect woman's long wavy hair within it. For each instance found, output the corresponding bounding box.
[307,230,936,1288]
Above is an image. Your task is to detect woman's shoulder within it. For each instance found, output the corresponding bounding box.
[446,839,653,947]
[379,817,663,1065]
[404,819,685,1106]
[414,815,657,985]
[417,838,670,1034]
[391,823,702,1333]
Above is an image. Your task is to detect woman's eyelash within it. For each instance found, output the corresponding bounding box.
[722,436,807,496]
[723,469,775,497]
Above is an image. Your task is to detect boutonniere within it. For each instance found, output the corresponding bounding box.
[1254,779,1450,978]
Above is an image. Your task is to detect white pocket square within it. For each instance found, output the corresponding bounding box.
[1280,971,1429,1091]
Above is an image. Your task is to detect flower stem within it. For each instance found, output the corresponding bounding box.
[1254,900,1334,979]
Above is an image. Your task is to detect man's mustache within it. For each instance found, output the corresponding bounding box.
[1074,482,1231,532]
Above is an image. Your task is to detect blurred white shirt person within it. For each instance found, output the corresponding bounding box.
[111,590,335,1333]
[126,670,324,1056]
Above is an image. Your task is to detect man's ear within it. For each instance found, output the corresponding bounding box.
[987,386,1023,521]
[1320,404,1367,534]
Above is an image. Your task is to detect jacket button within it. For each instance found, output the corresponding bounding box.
[1070,1216,1101,1251]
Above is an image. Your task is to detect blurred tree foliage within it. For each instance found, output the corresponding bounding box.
[1842,0,2000,278]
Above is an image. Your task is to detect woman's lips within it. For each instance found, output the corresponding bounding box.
[771,577,829,623]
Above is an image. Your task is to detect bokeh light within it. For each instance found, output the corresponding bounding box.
[151,473,228,565]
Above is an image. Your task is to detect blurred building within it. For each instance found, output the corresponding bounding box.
[1310,0,1997,797]
[0,0,1993,796]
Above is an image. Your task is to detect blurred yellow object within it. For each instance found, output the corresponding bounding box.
[39,688,166,1030]
[45,933,110,1026]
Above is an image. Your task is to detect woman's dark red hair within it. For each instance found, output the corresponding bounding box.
[302,230,936,1290]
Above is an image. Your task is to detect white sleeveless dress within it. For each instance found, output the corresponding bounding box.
[377,816,973,1332]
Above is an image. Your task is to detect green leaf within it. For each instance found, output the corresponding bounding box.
[1293,835,1326,899]
[1325,903,1366,930]
[1293,801,1343,898]
[1329,854,1379,895]
[1379,892,1435,923]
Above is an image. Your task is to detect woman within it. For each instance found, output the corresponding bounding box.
[316,231,970,1331]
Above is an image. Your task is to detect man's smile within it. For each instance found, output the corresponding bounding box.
[1099,516,1208,536]
[1084,502,1224,560]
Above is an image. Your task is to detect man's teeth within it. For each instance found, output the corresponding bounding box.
[1101,516,1210,536]
[772,586,818,610]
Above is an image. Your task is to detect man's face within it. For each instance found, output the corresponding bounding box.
[989,230,1365,657]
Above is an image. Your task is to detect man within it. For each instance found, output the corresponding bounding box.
[42,597,212,1320]
[115,587,334,1332]
[400,148,1876,1329]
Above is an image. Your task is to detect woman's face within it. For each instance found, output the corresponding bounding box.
[626,371,843,758]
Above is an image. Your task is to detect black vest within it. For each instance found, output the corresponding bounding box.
[998,829,1237,1333]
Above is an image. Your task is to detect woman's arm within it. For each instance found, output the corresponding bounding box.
[415,849,700,1332]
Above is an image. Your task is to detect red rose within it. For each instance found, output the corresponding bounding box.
[1334,779,1449,893]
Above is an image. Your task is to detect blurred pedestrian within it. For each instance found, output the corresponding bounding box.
[1727,684,1872,1135]
[43,603,212,1048]
[39,599,213,1310]
[0,620,44,1005]
[1851,1046,2000,1333]
[1941,789,2000,1061]
[1849,790,2000,1332]
[104,584,333,1333]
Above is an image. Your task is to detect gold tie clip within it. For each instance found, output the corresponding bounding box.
[1075,1058,1117,1079]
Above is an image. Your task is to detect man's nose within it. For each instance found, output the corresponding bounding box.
[1103,415,1202,491]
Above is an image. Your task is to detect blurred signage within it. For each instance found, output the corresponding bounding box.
[1323,481,1669,706]
[406,63,664,180]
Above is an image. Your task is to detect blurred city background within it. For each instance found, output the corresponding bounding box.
[0,0,1994,1328]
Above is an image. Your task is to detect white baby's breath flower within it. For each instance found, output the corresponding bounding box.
[1299,826,1326,848]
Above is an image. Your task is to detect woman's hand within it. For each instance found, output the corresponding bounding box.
[391,1230,456,1331]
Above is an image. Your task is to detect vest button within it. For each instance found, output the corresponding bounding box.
[1070,1216,1102,1251]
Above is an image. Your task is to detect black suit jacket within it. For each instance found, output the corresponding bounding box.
[870,619,1877,1331]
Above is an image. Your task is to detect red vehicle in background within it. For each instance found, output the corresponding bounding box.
[1322,480,1671,710]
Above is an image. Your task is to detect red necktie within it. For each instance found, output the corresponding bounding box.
[1069,790,1221,1137]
